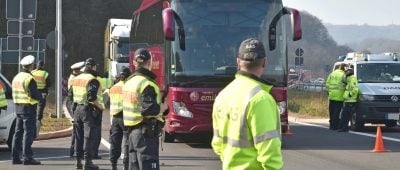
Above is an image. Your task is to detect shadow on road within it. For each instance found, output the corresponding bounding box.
[283,124,400,151]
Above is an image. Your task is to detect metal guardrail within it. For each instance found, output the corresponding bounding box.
[289,82,326,92]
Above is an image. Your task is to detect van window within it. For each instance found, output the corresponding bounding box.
[357,63,400,83]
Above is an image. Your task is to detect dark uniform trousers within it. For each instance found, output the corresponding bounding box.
[110,113,129,165]
[128,120,161,170]
[12,105,37,161]
[339,102,357,130]
[74,105,98,159]
[329,100,343,130]
[37,93,46,121]
[93,110,102,157]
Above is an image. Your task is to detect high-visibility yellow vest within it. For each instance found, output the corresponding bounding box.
[12,72,38,105]
[68,74,77,90]
[72,73,104,109]
[31,69,49,90]
[326,69,346,101]
[109,81,124,116]
[343,75,358,103]
[0,83,8,107]
[122,75,163,126]
[211,73,283,170]
[98,77,113,91]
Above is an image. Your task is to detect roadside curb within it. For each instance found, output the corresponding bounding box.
[288,115,329,124]
[35,100,73,141]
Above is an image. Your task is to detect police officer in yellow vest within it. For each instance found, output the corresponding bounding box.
[212,38,283,170]
[337,68,358,132]
[11,55,43,165]
[67,61,85,157]
[0,82,8,113]
[123,48,168,170]
[109,67,131,170]
[31,60,51,134]
[70,58,104,170]
[325,63,346,130]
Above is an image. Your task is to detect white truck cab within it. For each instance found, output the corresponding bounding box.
[0,73,16,149]
[104,19,132,81]
[333,52,400,130]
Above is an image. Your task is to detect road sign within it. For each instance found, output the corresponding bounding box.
[1,51,45,64]
[46,31,65,49]
[7,20,35,36]
[295,48,304,57]
[7,36,34,51]
[6,0,37,20]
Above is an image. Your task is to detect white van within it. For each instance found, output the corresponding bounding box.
[333,53,400,131]
[0,73,16,149]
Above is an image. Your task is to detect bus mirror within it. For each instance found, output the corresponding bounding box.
[290,9,302,41]
[163,8,175,41]
[269,7,302,51]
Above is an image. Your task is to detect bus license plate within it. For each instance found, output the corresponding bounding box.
[386,113,400,120]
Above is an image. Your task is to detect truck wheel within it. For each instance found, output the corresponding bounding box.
[350,113,364,131]
[7,120,16,150]
[385,121,398,128]
[162,130,175,143]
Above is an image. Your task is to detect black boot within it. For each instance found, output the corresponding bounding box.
[111,163,118,170]
[76,158,83,169]
[84,159,99,170]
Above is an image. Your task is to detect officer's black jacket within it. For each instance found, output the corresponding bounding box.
[129,67,160,117]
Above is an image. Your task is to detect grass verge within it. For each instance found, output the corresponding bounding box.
[40,94,71,133]
[288,89,329,118]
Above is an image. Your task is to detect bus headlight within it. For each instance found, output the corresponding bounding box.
[172,101,193,118]
[359,94,375,101]
[278,101,287,115]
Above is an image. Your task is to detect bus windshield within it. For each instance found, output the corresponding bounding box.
[170,0,287,86]
[357,63,400,83]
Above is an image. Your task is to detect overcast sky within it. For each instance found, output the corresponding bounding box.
[283,0,400,26]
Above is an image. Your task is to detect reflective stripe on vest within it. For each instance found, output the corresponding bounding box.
[110,81,124,115]
[214,85,280,147]
[31,69,48,90]
[122,75,162,126]
[12,72,37,104]
[0,84,7,107]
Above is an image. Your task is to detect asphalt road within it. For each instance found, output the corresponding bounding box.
[0,112,399,170]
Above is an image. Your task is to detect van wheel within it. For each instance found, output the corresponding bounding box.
[7,120,16,150]
[385,121,398,128]
[162,130,175,143]
[350,113,364,131]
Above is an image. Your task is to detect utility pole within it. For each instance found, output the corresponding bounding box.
[56,0,62,118]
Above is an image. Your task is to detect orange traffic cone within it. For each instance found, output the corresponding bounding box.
[283,124,293,135]
[371,126,389,152]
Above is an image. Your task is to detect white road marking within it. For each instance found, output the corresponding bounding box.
[0,153,109,163]
[293,121,400,143]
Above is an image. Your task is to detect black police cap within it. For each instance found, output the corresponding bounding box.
[238,38,266,61]
[134,48,151,62]
[85,58,97,66]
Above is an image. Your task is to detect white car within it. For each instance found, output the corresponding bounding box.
[0,73,16,149]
